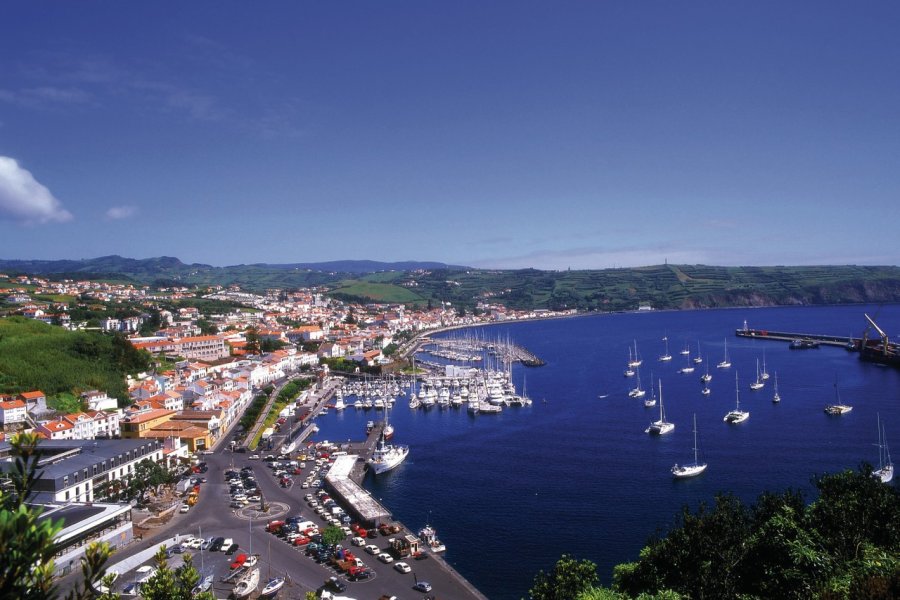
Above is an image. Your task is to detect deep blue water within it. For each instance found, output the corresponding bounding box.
[312,304,900,599]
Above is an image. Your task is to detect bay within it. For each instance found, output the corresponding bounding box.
[313,304,900,599]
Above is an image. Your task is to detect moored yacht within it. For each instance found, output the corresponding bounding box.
[646,380,674,435]
[724,373,749,424]
[672,414,707,478]
[873,414,894,484]
[367,434,409,474]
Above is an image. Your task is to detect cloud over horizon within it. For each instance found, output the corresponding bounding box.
[0,156,72,224]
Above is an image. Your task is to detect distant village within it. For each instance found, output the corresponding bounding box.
[0,273,572,498]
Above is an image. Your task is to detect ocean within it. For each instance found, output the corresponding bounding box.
[313,304,900,599]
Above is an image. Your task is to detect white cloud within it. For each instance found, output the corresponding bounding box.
[105,205,138,220]
[0,157,72,224]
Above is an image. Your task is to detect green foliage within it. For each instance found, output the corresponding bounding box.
[0,317,150,402]
[529,554,599,600]
[128,459,176,504]
[605,467,900,600]
[139,547,213,600]
[0,433,113,600]
[382,343,399,357]
[321,525,345,546]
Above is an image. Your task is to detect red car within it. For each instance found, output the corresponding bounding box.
[266,520,285,533]
[230,553,248,569]
[292,536,311,546]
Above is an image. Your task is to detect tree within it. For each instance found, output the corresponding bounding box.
[0,432,113,600]
[321,525,345,546]
[140,547,214,600]
[530,554,599,600]
[195,319,218,335]
[128,459,175,504]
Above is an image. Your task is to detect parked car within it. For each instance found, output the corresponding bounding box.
[413,581,433,592]
[221,538,234,551]
[377,552,394,564]
[248,454,259,460]
[179,504,189,513]
[324,576,346,592]
[209,537,225,552]
[364,544,380,555]
[394,561,411,573]
[224,543,239,555]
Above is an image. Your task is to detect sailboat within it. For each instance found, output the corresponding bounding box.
[644,373,657,407]
[760,351,770,380]
[628,367,646,398]
[628,340,642,367]
[232,567,260,600]
[824,381,853,415]
[679,351,695,374]
[772,372,781,403]
[659,336,672,362]
[749,359,765,390]
[717,338,732,369]
[873,414,894,484]
[624,347,636,377]
[383,401,395,440]
[672,414,707,478]
[693,341,703,364]
[646,380,674,435]
[259,576,285,598]
[724,373,749,423]
[700,360,712,384]
[680,341,690,356]
[701,382,711,396]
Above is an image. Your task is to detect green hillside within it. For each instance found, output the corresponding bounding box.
[0,317,151,406]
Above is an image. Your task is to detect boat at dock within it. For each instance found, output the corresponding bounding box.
[418,524,446,553]
[367,434,409,474]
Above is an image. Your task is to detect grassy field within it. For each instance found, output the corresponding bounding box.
[330,281,425,303]
[0,316,150,404]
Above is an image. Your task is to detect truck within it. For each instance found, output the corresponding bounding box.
[378,522,401,536]
[390,534,420,558]
[186,486,200,507]
[261,427,275,441]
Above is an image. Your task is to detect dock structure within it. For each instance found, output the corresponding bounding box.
[735,327,854,348]
[324,454,391,527]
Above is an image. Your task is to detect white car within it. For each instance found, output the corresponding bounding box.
[221,538,234,551]
[364,544,380,555]
[248,454,259,460]
[188,538,203,549]
[377,552,394,564]
[394,561,411,574]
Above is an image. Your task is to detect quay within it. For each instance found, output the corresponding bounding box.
[735,327,854,348]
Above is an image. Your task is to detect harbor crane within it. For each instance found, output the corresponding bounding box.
[863,313,889,356]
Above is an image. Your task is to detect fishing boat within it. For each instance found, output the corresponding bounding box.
[232,567,260,599]
[672,414,707,478]
[717,338,732,369]
[749,359,765,390]
[259,576,285,598]
[825,381,853,415]
[646,380,674,435]
[873,414,894,484]
[772,372,781,403]
[418,524,446,553]
[724,373,749,424]
[367,434,409,474]
[659,336,673,362]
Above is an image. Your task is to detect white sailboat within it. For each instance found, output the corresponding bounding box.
[624,347,636,377]
[700,360,712,384]
[644,373,657,407]
[646,380,674,435]
[232,568,260,600]
[701,382,711,396]
[749,359,765,390]
[628,367,646,398]
[628,340,642,367]
[659,336,672,362]
[760,351,770,380]
[772,372,781,403]
[679,351,695,374]
[873,414,894,484]
[672,414,707,478]
[824,381,853,415]
[693,341,703,364]
[724,372,749,423]
[717,338,732,369]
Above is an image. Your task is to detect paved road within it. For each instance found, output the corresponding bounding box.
[93,388,483,599]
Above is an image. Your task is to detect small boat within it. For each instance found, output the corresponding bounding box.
[749,359,765,390]
[701,383,711,396]
[873,413,894,484]
[259,576,285,598]
[628,367,646,398]
[693,342,703,364]
[825,381,852,415]
[724,373,749,424]
[418,524,446,553]
[672,414,707,478]
[679,352,695,374]
[700,361,712,384]
[643,373,657,407]
[628,340,642,367]
[646,380,674,435]
[717,338,732,369]
[191,574,213,595]
[680,342,690,356]
[658,336,672,362]
[760,352,770,380]
[772,372,781,403]
[280,441,296,455]
[232,568,260,599]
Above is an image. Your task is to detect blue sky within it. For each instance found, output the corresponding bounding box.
[1,3,899,270]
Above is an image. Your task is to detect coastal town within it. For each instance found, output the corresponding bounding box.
[0,272,571,599]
